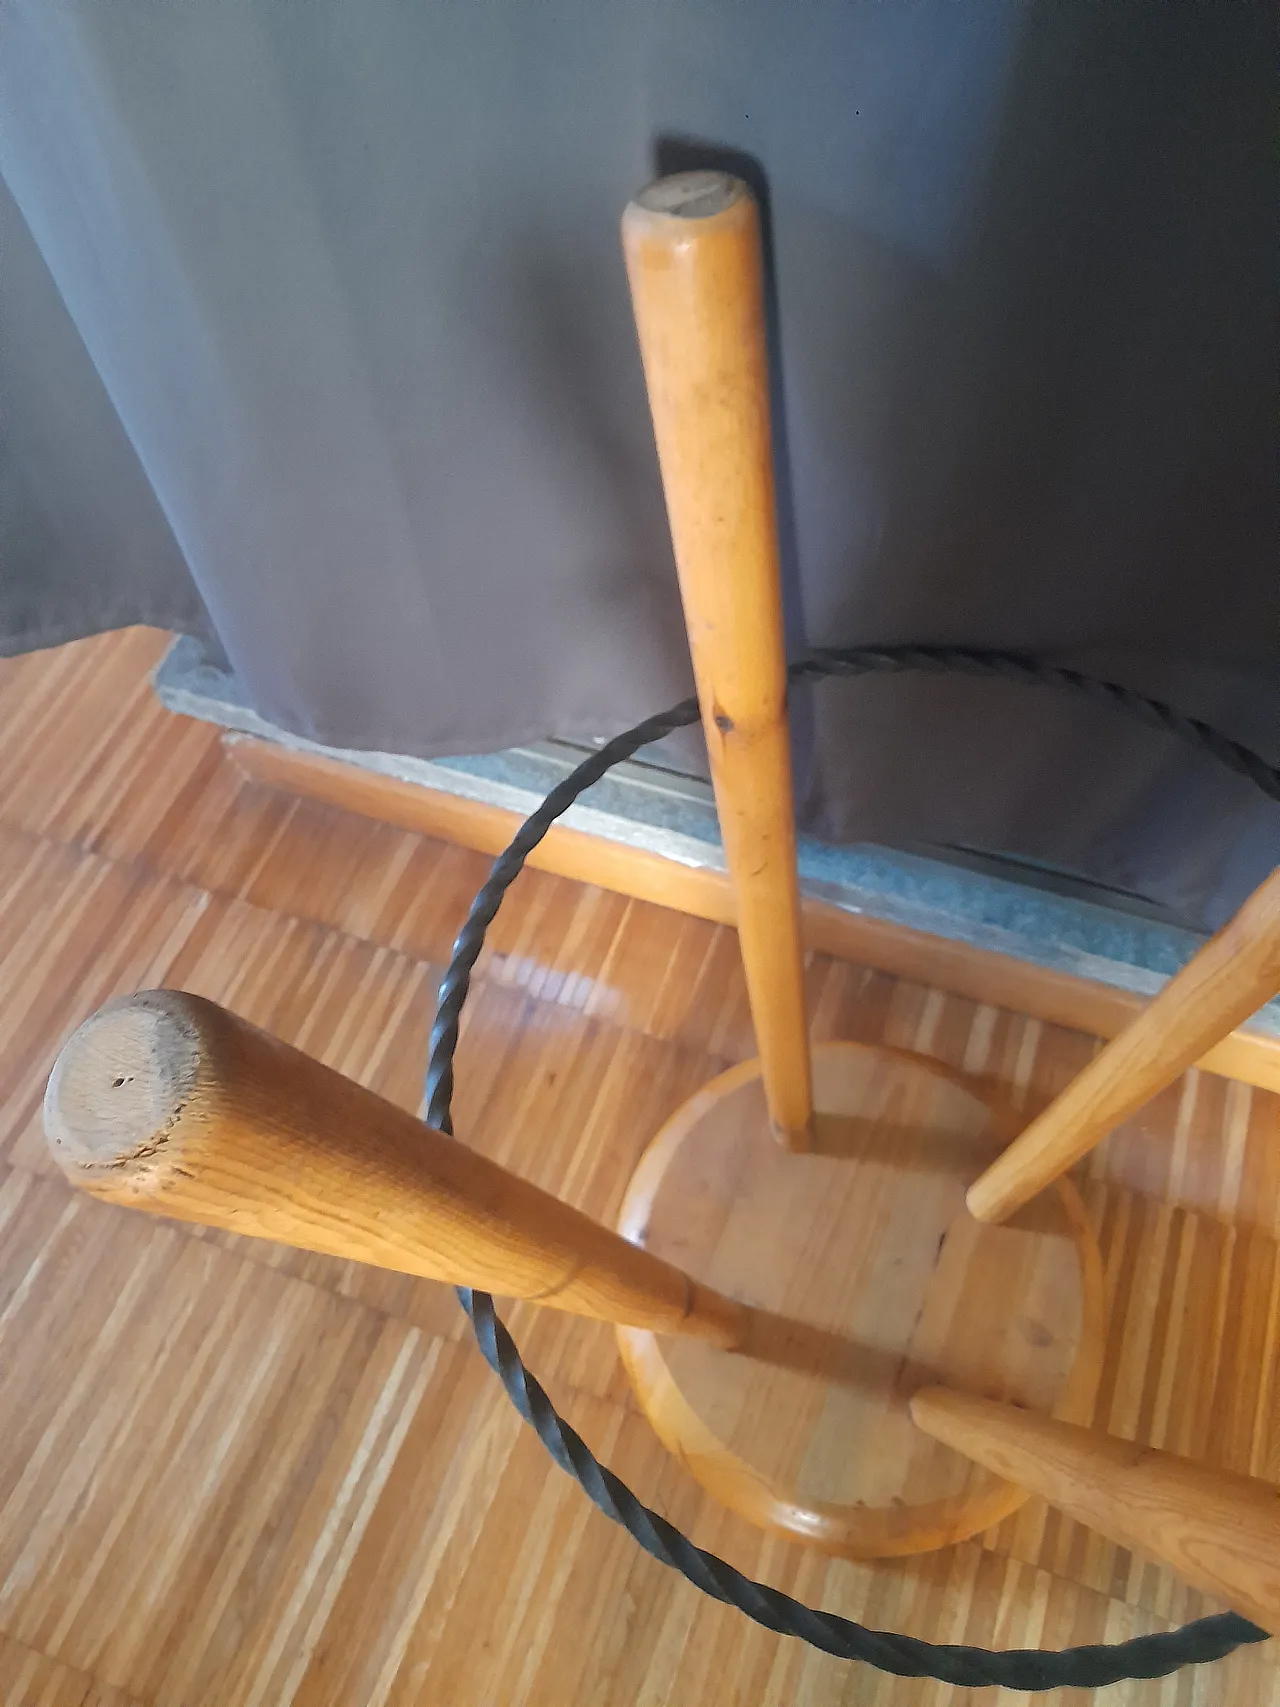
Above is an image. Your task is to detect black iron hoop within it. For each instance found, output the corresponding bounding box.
[424,647,1274,1691]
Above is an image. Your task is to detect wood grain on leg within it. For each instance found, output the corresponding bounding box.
[910,1387,1280,1630]
[43,989,749,1344]
[969,866,1280,1223]
[622,174,812,1148]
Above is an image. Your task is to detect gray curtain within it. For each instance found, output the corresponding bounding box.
[1,1,1275,927]
[0,176,214,654]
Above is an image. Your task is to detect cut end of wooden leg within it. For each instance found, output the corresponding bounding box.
[44,990,203,1183]
[630,170,748,221]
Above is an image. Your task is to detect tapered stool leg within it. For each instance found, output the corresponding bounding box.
[622,173,812,1149]
[969,867,1280,1223]
[912,1387,1280,1630]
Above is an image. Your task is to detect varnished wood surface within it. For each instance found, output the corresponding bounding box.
[622,174,812,1145]
[226,735,1280,1098]
[910,1389,1280,1631]
[617,1041,1104,1559]
[1,627,1279,1704]
[46,991,746,1344]
[970,869,1280,1223]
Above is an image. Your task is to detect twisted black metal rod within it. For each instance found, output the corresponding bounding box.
[424,648,1275,1690]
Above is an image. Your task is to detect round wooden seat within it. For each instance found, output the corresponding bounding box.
[616,1041,1104,1556]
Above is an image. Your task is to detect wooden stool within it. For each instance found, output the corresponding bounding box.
[43,172,1280,1634]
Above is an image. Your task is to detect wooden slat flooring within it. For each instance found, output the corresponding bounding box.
[0,627,1274,1705]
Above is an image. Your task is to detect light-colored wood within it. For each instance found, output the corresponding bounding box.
[615,1041,1105,1558]
[2,629,1280,1704]
[0,1631,144,1707]
[622,174,812,1148]
[226,730,1280,1096]
[45,989,747,1345]
[910,1388,1280,1630]
[970,866,1280,1223]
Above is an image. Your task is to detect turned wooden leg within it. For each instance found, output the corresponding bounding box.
[622,172,812,1150]
[968,866,1280,1223]
[911,1387,1280,1630]
[44,989,749,1345]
